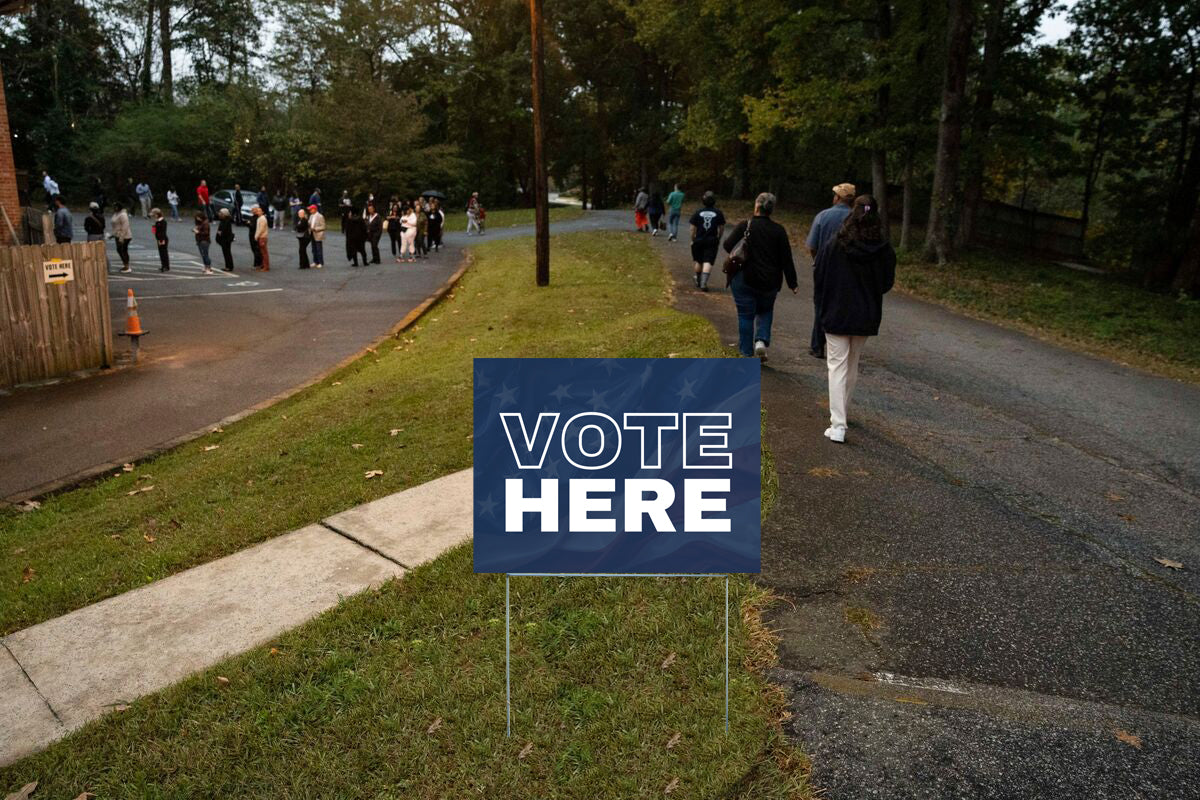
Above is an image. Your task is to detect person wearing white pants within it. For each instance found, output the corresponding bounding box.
[400,206,418,262]
[812,192,896,443]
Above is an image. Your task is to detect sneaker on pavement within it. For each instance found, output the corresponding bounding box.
[754,340,768,360]
[825,425,846,443]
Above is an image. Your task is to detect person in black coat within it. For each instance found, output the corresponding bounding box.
[151,208,170,272]
[812,193,896,444]
[233,184,245,225]
[365,202,383,264]
[295,208,312,269]
[721,192,798,359]
[215,208,235,272]
[344,206,368,266]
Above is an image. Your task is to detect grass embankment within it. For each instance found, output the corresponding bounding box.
[445,205,585,232]
[0,231,723,635]
[896,250,1200,383]
[0,231,810,798]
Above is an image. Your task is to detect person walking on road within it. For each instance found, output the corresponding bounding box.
[193,211,213,274]
[387,197,402,257]
[722,192,797,360]
[805,182,856,359]
[466,192,483,235]
[689,191,725,291]
[136,181,153,218]
[814,194,896,444]
[308,204,325,268]
[399,202,418,262]
[84,202,106,242]
[295,207,312,269]
[647,190,665,236]
[253,206,270,271]
[633,187,650,232]
[167,187,180,221]
[416,198,429,258]
[216,208,235,272]
[197,179,212,220]
[151,208,170,272]
[666,184,685,241]
[52,196,73,243]
[111,202,132,272]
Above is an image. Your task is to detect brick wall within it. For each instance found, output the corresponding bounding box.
[0,64,23,245]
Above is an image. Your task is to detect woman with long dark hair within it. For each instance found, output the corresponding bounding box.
[813,194,896,444]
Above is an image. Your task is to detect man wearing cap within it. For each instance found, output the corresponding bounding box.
[308,204,325,268]
[805,183,856,358]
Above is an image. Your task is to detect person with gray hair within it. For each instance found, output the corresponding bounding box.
[721,192,798,359]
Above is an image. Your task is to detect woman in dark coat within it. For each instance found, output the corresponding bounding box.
[151,208,170,272]
[427,198,444,252]
[813,193,896,444]
[216,208,235,272]
[344,206,368,266]
[387,197,402,257]
[295,208,312,269]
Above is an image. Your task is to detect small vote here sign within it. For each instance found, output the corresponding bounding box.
[472,358,761,574]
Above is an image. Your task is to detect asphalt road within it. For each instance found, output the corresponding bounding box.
[0,209,621,501]
[660,234,1200,798]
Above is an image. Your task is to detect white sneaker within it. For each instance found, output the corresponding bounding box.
[754,340,768,360]
[652,229,658,237]
[824,426,846,443]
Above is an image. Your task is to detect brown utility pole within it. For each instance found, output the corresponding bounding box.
[529,0,550,285]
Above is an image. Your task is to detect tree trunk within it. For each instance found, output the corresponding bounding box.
[923,0,976,264]
[158,0,172,103]
[580,158,589,210]
[1146,103,1200,289]
[1171,204,1200,296]
[873,0,893,239]
[141,0,155,98]
[900,153,914,251]
[955,0,1005,250]
[1081,78,1116,235]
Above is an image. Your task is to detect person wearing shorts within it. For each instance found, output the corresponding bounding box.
[688,191,725,291]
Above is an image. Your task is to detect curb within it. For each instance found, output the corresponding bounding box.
[3,254,475,505]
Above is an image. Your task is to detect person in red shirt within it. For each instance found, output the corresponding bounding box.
[196,180,212,220]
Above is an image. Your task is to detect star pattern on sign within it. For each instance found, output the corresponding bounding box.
[588,389,609,411]
[599,358,620,375]
[544,456,561,478]
[476,372,492,389]
[477,493,498,518]
[550,384,572,402]
[676,378,697,400]
[495,384,518,406]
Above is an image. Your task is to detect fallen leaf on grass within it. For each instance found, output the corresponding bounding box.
[143,534,156,543]
[12,547,25,555]
[366,347,377,354]
[351,443,364,449]
[331,381,342,386]
[126,485,154,496]
[211,427,224,434]
[203,445,220,452]
[518,742,533,760]
[807,467,842,478]
[4,781,37,800]
[1155,557,1184,570]
[72,793,96,800]
[17,500,40,512]
[364,470,384,479]
[269,647,281,656]
[666,732,681,749]
[1113,729,1142,749]
[109,534,121,540]
[122,463,135,472]
[664,777,679,794]
[389,429,405,436]
[112,704,129,712]
[660,652,676,669]
[22,566,34,583]
[215,676,230,686]
[427,717,442,734]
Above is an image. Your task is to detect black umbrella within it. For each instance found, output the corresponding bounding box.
[420,190,446,199]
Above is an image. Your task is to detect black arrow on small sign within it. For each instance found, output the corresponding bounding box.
[48,272,69,280]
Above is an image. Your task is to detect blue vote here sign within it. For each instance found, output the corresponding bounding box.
[473,358,761,574]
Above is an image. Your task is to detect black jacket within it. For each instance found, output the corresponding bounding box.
[722,216,798,292]
[345,216,367,247]
[84,213,104,236]
[814,237,896,336]
[216,218,233,245]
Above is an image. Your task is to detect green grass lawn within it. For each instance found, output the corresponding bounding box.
[0,231,725,636]
[0,546,809,798]
[896,250,1200,383]
[445,205,585,232]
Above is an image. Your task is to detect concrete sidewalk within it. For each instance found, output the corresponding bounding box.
[0,469,472,767]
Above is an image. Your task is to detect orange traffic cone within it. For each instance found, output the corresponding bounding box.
[124,288,144,336]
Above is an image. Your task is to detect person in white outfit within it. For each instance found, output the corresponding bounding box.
[812,194,896,444]
[400,203,418,262]
[466,192,482,235]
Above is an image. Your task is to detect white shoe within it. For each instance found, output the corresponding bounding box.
[824,426,846,443]
[652,229,658,237]
[754,340,767,360]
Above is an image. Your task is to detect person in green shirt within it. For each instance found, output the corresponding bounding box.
[666,184,685,242]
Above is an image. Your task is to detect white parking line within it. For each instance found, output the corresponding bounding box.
[108,288,284,300]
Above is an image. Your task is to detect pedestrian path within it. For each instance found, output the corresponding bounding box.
[0,469,473,767]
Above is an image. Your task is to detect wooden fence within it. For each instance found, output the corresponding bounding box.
[974,200,1086,260]
[0,241,113,388]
